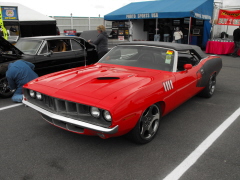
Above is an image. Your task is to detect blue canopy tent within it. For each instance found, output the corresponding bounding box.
[104,0,214,48]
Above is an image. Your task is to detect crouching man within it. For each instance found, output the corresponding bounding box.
[4,60,38,102]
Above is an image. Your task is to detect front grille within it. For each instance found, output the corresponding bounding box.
[24,89,111,127]
[44,96,55,110]
[43,95,90,118]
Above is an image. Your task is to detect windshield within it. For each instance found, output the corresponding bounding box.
[15,39,42,55]
[99,45,175,72]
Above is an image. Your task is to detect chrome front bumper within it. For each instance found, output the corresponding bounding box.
[22,99,118,134]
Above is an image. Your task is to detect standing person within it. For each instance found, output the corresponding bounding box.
[232,26,240,57]
[173,27,183,43]
[1,60,38,103]
[182,26,189,44]
[163,24,171,42]
[88,25,108,60]
[154,30,160,41]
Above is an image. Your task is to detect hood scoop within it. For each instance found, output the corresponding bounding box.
[97,77,120,80]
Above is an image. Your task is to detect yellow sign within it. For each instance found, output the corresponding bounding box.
[0,7,8,40]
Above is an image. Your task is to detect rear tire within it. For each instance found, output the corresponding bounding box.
[199,74,216,98]
[127,103,161,144]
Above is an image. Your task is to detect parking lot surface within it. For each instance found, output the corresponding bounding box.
[0,54,240,180]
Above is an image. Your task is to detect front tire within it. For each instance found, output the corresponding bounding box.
[0,77,14,98]
[127,103,161,144]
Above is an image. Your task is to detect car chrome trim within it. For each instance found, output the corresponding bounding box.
[172,50,178,72]
[117,44,175,51]
[36,40,46,55]
[163,80,174,92]
[22,99,118,134]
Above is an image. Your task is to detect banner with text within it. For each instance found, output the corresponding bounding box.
[217,9,240,26]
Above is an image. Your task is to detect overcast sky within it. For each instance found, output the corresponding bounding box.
[4,0,240,17]
[9,0,154,17]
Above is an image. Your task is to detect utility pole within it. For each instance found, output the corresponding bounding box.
[70,13,73,29]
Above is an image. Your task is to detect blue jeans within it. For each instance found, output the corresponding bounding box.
[176,39,182,44]
[12,87,23,103]
[154,34,160,41]
[163,34,170,42]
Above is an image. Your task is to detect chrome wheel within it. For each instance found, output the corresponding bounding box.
[208,75,216,96]
[139,104,160,140]
[199,74,217,98]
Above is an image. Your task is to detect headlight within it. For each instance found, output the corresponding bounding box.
[90,107,100,118]
[103,110,112,122]
[29,90,36,98]
[36,92,43,100]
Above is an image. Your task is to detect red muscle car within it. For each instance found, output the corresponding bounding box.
[22,42,222,144]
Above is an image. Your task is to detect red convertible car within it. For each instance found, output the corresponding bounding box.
[22,42,222,144]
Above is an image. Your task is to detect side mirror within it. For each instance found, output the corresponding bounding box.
[184,64,192,70]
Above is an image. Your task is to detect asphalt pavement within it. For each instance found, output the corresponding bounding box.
[0,54,240,180]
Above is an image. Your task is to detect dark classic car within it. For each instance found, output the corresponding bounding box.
[0,36,98,97]
[22,42,222,144]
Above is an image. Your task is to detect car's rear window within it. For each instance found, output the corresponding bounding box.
[99,45,175,72]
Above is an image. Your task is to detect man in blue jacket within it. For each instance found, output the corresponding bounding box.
[5,60,38,102]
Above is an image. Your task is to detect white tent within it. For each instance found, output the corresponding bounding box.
[0,2,57,37]
[0,2,56,25]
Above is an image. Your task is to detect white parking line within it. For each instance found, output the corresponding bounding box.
[0,103,23,111]
[163,107,240,180]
